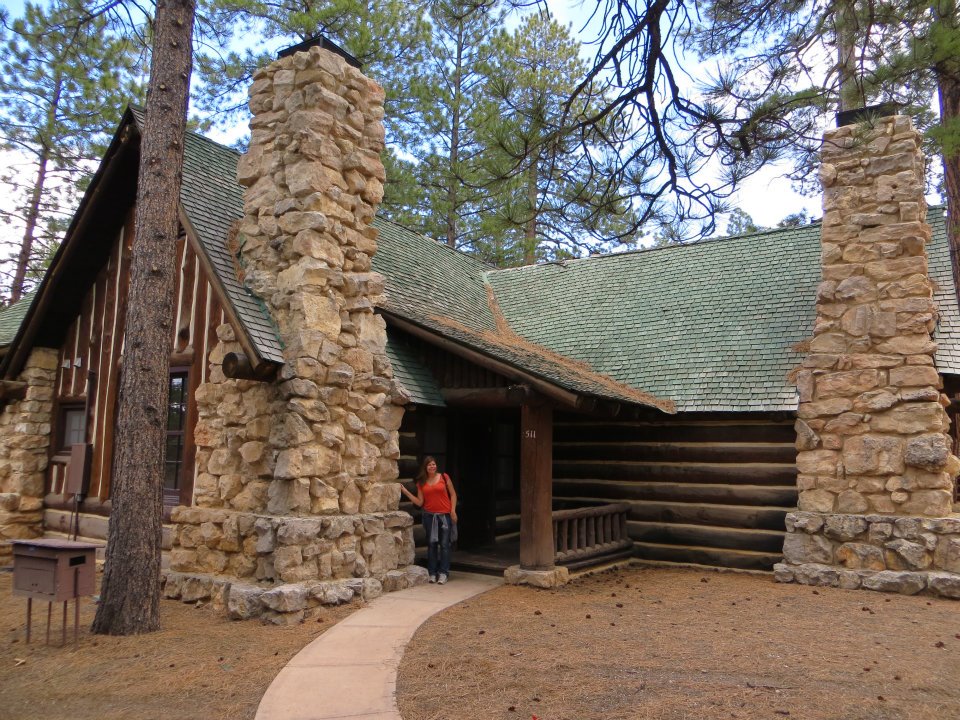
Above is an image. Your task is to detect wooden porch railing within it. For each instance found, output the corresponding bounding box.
[552,502,632,564]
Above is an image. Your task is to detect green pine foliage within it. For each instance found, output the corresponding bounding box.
[471,11,642,266]
[0,0,144,304]
[193,0,433,216]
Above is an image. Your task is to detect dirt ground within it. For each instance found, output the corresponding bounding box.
[3,564,959,720]
[0,569,357,720]
[397,565,960,720]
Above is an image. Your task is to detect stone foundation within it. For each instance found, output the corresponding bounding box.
[782,114,960,597]
[167,42,413,619]
[0,347,57,564]
[775,511,960,598]
[504,565,570,588]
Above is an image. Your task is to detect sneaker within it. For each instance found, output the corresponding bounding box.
[428,575,437,584]
[437,573,448,585]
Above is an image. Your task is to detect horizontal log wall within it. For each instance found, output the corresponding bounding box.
[553,412,798,571]
[46,223,225,513]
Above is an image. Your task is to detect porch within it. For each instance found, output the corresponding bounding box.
[413,501,634,575]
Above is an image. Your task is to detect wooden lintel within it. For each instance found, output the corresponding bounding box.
[440,384,531,407]
[0,380,28,400]
[223,351,278,382]
[169,350,194,367]
[596,400,621,418]
[519,400,555,571]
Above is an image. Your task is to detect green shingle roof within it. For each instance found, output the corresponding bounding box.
[484,208,958,412]
[0,291,36,347]
[384,333,445,406]
[371,219,674,411]
[150,118,960,412]
[178,128,286,365]
[929,208,960,373]
[130,108,285,365]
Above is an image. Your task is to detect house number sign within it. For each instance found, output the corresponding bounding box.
[524,429,536,439]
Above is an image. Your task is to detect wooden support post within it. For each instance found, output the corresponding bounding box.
[520,401,553,570]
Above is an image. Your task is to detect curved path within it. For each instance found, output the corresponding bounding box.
[255,573,502,720]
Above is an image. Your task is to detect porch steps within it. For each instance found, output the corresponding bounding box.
[628,521,784,553]
[633,541,781,572]
[553,478,797,507]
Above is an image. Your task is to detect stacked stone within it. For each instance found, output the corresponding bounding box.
[167,44,422,621]
[778,115,960,597]
[0,348,57,564]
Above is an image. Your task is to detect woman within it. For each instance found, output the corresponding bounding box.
[399,456,457,584]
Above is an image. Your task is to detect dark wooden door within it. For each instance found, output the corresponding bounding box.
[448,410,518,548]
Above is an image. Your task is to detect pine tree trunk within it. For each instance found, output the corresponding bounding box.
[12,72,62,303]
[834,0,861,111]
[92,0,195,636]
[524,155,538,265]
[446,24,463,249]
[11,148,49,303]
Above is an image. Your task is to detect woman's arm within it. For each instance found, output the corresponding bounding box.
[399,483,424,507]
[446,476,458,523]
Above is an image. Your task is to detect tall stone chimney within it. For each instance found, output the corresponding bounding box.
[166,40,422,621]
[777,115,960,598]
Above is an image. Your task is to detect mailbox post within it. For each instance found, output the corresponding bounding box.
[12,539,98,645]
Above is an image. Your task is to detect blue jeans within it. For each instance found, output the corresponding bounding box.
[424,513,451,577]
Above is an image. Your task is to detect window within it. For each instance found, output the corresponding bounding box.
[57,404,87,454]
[164,371,188,500]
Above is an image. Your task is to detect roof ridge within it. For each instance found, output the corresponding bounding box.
[488,223,826,276]
[374,217,496,272]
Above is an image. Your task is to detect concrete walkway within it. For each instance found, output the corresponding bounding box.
[255,573,503,720]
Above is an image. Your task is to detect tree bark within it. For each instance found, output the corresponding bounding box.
[524,154,538,265]
[12,149,50,303]
[445,23,463,249]
[933,1,960,307]
[92,0,195,636]
[11,72,62,303]
[834,0,861,111]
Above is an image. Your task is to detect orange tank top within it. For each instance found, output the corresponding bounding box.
[420,475,452,514]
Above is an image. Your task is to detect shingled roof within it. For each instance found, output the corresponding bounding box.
[6,118,958,415]
[487,208,958,412]
[0,291,36,347]
[127,109,286,366]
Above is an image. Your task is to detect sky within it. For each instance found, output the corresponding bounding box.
[0,0,925,274]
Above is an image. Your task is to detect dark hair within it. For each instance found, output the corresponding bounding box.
[415,456,438,486]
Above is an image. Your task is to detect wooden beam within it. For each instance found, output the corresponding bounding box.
[440,384,531,407]
[223,351,277,382]
[0,380,27,400]
[520,400,554,570]
[169,350,194,367]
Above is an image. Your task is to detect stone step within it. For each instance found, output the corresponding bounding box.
[555,478,797,507]
[629,521,785,553]
[633,541,781,571]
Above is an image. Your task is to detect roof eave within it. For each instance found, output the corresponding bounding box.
[177,206,280,379]
[381,310,673,414]
[1,108,138,380]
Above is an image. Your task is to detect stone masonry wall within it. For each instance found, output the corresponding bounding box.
[0,347,57,565]
[777,115,960,598]
[165,44,422,622]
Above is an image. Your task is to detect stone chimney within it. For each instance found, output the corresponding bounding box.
[166,40,423,621]
[777,115,960,599]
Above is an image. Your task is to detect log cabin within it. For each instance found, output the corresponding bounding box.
[1,40,959,614]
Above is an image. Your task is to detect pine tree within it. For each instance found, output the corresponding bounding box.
[403,0,508,249]
[91,0,196,636]
[0,0,143,304]
[476,11,640,265]
[193,0,432,215]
